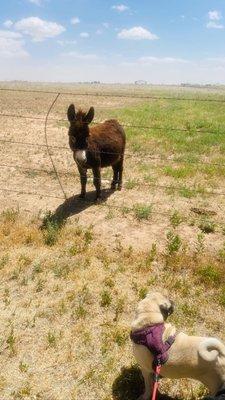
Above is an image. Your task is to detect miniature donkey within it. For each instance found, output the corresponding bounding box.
[67,104,126,200]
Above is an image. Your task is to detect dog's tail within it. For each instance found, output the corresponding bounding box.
[198,338,225,362]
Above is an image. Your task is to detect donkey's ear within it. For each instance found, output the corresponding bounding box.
[84,107,94,124]
[67,104,76,122]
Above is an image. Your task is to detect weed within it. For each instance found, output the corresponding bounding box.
[53,264,70,279]
[100,290,112,307]
[145,243,157,268]
[75,304,87,319]
[219,288,225,307]
[104,277,115,288]
[113,327,128,347]
[195,233,205,254]
[36,279,45,292]
[114,298,125,321]
[133,204,152,221]
[41,211,65,246]
[199,219,216,234]
[84,227,93,246]
[47,331,57,348]
[197,265,221,285]
[12,383,31,398]
[125,179,137,190]
[18,254,32,267]
[139,287,148,299]
[19,361,29,373]
[170,211,183,228]
[179,187,196,198]
[3,288,10,306]
[166,231,182,255]
[6,327,16,356]
[0,254,9,270]
[1,208,19,223]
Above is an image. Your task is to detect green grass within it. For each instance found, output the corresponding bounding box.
[133,204,152,221]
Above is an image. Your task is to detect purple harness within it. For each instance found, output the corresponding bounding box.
[130,323,175,366]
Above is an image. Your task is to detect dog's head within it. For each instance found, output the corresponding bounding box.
[132,291,175,330]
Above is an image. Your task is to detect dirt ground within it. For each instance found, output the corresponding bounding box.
[0,82,225,254]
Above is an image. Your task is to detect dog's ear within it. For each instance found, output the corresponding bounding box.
[83,107,94,124]
[67,104,76,122]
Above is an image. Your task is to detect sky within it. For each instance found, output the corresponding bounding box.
[0,0,225,84]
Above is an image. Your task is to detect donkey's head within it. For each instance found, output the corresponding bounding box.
[67,104,95,149]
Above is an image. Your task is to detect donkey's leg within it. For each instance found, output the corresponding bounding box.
[117,156,124,191]
[78,165,87,198]
[111,164,119,190]
[92,166,101,200]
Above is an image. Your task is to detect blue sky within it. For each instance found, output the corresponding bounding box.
[0,0,225,83]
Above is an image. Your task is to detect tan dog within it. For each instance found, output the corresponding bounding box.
[131,292,225,400]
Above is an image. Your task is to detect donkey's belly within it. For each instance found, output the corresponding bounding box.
[100,153,122,167]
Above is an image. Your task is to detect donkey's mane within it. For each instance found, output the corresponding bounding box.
[76,109,86,120]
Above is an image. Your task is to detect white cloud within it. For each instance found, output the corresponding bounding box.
[61,51,98,60]
[14,17,65,42]
[28,0,42,5]
[0,30,28,58]
[102,22,109,28]
[79,32,89,38]
[71,17,80,25]
[112,4,129,12]
[96,29,103,35]
[207,21,224,29]
[139,56,189,65]
[57,39,77,46]
[3,20,13,28]
[118,26,159,40]
[208,10,222,21]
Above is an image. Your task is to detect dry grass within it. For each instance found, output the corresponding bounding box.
[0,211,225,400]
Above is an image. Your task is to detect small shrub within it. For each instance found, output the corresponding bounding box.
[170,211,183,228]
[41,211,65,246]
[197,265,221,285]
[199,219,215,234]
[75,304,87,319]
[100,290,112,307]
[133,204,152,221]
[145,243,157,267]
[166,231,182,255]
[113,328,127,347]
[195,233,205,254]
[125,179,137,190]
[1,208,19,223]
[6,328,16,356]
[19,361,29,373]
[219,288,225,307]
[84,227,93,246]
[36,279,45,292]
[47,331,57,348]
[0,254,9,270]
[139,287,148,299]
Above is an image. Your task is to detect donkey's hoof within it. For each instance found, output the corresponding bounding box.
[117,185,122,191]
[79,193,86,199]
[95,195,102,203]
[111,184,116,191]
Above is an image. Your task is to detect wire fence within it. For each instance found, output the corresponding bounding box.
[0,86,225,225]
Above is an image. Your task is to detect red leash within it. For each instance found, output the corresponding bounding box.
[151,363,162,400]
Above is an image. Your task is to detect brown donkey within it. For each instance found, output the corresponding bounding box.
[67,104,126,200]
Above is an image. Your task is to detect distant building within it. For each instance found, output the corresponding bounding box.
[135,80,148,85]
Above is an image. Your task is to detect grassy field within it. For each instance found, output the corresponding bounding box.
[0,83,225,400]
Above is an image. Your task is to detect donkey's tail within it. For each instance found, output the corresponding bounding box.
[198,338,225,362]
